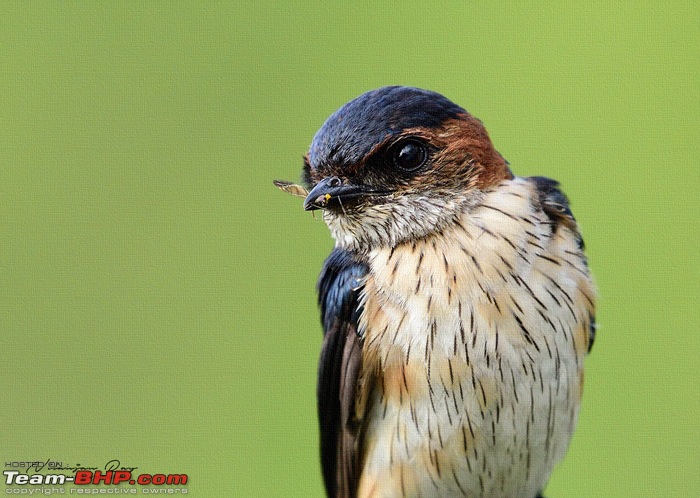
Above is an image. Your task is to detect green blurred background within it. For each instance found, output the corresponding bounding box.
[1,1,697,496]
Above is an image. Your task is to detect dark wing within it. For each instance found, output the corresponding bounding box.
[529,176,577,230]
[316,248,368,498]
[530,176,596,352]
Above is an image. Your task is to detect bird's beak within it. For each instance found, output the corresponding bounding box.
[304,176,382,211]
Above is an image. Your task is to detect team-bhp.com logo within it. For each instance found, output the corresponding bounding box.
[4,470,188,485]
[4,460,188,494]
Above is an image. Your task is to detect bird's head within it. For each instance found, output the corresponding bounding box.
[302,86,512,252]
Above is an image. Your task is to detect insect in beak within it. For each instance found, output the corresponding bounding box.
[273,180,309,198]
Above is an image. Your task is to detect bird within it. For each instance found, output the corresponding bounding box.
[276,86,596,497]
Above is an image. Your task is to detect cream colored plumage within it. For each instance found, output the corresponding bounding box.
[356,177,594,496]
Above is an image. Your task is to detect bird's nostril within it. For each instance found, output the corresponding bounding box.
[329,177,342,188]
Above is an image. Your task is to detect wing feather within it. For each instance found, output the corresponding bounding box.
[529,176,596,352]
[316,248,368,497]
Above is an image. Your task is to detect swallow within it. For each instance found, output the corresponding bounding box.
[276,86,596,497]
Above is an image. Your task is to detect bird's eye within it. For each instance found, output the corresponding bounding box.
[390,139,428,172]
